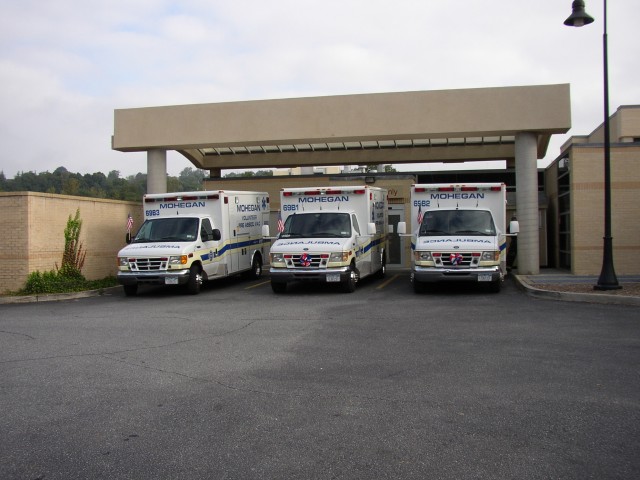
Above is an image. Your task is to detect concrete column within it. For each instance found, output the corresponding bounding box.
[147,149,167,194]
[515,132,540,275]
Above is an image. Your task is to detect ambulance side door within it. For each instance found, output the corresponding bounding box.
[200,218,220,277]
[352,213,370,276]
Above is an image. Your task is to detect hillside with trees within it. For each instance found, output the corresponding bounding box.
[0,167,273,201]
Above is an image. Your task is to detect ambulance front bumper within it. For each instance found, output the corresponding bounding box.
[412,265,501,283]
[269,266,351,283]
[117,269,191,286]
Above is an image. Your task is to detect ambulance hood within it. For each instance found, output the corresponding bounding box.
[415,235,499,252]
[117,242,193,257]
[271,237,353,253]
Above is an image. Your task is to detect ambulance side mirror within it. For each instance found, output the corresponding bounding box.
[125,232,132,244]
[262,225,270,237]
[508,220,520,235]
[397,222,407,235]
[367,223,376,235]
[212,229,222,241]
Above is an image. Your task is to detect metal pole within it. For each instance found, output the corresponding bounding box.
[595,0,621,290]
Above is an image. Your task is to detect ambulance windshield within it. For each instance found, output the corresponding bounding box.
[280,213,351,238]
[419,210,496,236]
[133,217,199,243]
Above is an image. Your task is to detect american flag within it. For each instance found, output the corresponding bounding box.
[417,205,423,224]
[277,212,285,232]
[127,214,134,233]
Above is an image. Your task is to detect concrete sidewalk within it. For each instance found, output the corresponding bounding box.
[514,269,640,306]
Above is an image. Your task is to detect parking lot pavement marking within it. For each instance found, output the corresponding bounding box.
[376,274,401,290]
[245,280,271,290]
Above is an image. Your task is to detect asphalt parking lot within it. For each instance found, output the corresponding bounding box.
[1,272,639,479]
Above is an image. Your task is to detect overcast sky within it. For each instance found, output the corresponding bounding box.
[1,0,638,179]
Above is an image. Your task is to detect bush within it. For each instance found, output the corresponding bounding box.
[16,208,118,296]
[19,271,117,295]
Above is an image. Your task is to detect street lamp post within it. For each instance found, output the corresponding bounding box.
[564,0,621,290]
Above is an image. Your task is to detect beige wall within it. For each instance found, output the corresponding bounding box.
[547,105,640,275]
[569,146,640,275]
[0,192,143,293]
[113,84,571,170]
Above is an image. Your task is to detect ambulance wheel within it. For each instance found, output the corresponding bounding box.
[376,254,387,278]
[488,279,502,293]
[411,273,426,293]
[187,264,202,295]
[123,285,137,297]
[248,255,263,280]
[271,281,287,293]
[341,264,357,293]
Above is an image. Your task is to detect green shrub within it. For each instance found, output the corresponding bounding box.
[16,209,118,296]
[57,208,86,279]
[19,272,117,295]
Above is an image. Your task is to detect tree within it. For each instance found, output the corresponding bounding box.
[178,167,206,191]
[57,208,86,279]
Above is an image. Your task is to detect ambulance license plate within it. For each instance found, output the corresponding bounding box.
[165,277,179,285]
[326,274,341,283]
[478,274,492,282]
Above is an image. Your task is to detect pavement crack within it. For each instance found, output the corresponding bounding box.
[0,330,35,340]
[0,321,256,365]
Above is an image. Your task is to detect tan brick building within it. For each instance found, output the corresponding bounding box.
[0,192,143,293]
[545,105,640,275]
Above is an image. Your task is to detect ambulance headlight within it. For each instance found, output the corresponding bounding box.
[481,251,500,261]
[118,257,129,267]
[270,253,285,265]
[329,252,350,263]
[169,255,188,265]
[414,251,433,262]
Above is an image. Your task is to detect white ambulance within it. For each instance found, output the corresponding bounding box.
[398,183,518,293]
[117,190,270,296]
[268,186,388,293]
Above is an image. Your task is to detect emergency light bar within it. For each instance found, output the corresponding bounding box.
[413,185,503,193]
[144,194,220,203]
[282,188,366,196]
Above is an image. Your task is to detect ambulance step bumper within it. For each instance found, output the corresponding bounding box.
[412,266,501,283]
[117,270,191,286]
[269,266,350,283]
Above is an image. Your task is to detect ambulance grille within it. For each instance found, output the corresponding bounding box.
[131,258,167,271]
[289,254,324,269]
[439,252,474,267]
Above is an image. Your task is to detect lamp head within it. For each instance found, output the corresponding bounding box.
[564,0,595,27]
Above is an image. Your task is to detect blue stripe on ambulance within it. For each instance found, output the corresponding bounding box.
[216,238,267,257]
[356,236,385,257]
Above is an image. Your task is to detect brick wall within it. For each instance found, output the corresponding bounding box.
[0,193,30,293]
[570,146,640,275]
[0,192,142,293]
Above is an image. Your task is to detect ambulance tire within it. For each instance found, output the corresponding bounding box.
[376,254,386,278]
[248,255,263,280]
[412,276,426,294]
[341,264,357,293]
[187,264,202,295]
[123,285,137,297]
[271,281,287,293]
[488,279,502,293]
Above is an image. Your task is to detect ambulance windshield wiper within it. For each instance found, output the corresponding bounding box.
[453,230,493,236]
[420,229,448,236]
